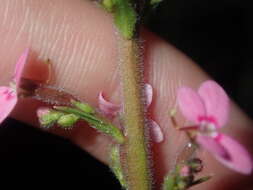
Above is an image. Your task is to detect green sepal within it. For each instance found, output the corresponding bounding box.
[57,114,79,128]
[54,106,125,144]
[71,100,95,114]
[110,145,127,188]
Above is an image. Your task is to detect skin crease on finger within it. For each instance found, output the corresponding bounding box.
[0,0,253,189]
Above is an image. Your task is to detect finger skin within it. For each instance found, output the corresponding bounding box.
[0,0,253,189]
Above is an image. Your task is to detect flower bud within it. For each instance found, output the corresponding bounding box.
[37,107,50,118]
[57,114,79,128]
[37,107,64,128]
[180,165,190,177]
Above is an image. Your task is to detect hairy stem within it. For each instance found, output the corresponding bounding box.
[119,38,151,190]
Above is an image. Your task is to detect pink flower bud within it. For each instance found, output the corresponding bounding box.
[180,166,190,177]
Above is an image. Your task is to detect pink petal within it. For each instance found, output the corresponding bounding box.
[37,107,50,118]
[98,92,121,119]
[198,80,229,127]
[0,87,18,123]
[13,49,29,87]
[177,87,206,123]
[215,134,253,175]
[180,165,190,177]
[196,134,230,160]
[149,119,164,143]
[144,83,153,108]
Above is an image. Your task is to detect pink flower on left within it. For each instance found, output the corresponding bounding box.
[0,49,29,123]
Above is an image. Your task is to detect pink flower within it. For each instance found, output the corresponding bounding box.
[177,80,252,174]
[98,84,164,143]
[0,49,29,123]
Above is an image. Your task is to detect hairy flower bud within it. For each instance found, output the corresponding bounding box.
[37,107,64,128]
[180,165,190,177]
[57,114,79,128]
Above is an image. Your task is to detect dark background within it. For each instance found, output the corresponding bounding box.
[0,0,252,188]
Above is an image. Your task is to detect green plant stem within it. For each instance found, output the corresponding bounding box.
[119,38,151,190]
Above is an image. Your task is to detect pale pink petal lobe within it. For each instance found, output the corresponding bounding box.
[177,87,206,123]
[144,83,153,108]
[198,80,229,127]
[37,107,50,118]
[13,48,29,87]
[196,134,230,159]
[149,119,164,143]
[215,134,253,175]
[98,92,120,119]
[0,87,18,123]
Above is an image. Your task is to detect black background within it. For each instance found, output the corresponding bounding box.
[0,0,252,189]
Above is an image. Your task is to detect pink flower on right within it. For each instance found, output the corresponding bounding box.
[177,80,253,175]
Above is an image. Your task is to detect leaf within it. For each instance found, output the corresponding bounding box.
[100,0,137,39]
[114,0,137,39]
